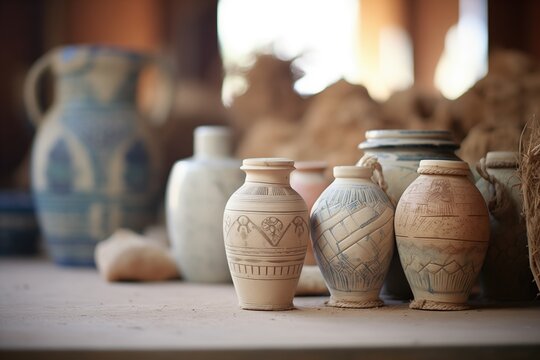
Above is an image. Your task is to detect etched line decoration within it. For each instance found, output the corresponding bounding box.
[225,215,308,248]
[311,185,394,293]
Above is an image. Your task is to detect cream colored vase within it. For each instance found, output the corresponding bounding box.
[395,160,489,310]
[476,151,536,301]
[223,158,309,310]
[310,166,394,308]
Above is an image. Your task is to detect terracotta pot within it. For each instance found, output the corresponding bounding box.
[166,126,244,283]
[223,158,309,310]
[476,151,536,301]
[310,166,394,308]
[359,129,460,300]
[290,161,330,265]
[395,160,489,310]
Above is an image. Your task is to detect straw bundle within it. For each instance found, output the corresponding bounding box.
[519,119,540,293]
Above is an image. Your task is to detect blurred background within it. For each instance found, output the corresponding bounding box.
[1,0,539,255]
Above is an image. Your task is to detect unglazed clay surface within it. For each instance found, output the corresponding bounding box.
[476,152,536,300]
[223,158,309,310]
[310,167,394,308]
[395,160,489,310]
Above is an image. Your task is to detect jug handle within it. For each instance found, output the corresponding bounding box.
[23,52,52,126]
[144,55,175,126]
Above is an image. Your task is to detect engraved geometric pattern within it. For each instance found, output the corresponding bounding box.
[395,174,489,297]
[223,212,309,281]
[311,185,394,292]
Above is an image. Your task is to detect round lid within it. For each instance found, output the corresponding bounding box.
[333,166,373,179]
[294,161,328,172]
[241,158,295,170]
[485,151,518,168]
[359,129,458,150]
[418,160,470,176]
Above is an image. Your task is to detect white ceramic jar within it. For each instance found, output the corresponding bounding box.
[166,126,244,282]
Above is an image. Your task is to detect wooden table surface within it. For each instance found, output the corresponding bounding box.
[1,258,539,359]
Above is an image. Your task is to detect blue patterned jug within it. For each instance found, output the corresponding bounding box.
[24,46,171,266]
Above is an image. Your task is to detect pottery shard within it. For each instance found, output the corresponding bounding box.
[95,229,179,282]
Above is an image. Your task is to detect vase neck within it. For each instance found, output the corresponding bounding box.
[245,169,292,185]
[194,126,233,159]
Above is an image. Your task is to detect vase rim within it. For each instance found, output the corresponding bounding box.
[242,158,295,170]
[485,151,518,168]
[333,166,373,179]
[294,161,328,171]
[418,160,470,176]
[54,45,147,60]
[359,129,458,150]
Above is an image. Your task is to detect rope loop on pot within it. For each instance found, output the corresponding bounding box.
[357,154,396,206]
[476,157,511,217]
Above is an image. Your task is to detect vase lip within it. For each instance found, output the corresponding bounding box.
[294,161,328,172]
[333,166,373,179]
[195,126,232,138]
[241,158,295,170]
[418,160,470,176]
[485,151,518,168]
[359,129,458,150]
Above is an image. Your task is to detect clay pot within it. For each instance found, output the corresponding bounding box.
[359,129,460,300]
[476,151,537,301]
[395,160,489,310]
[223,158,309,310]
[290,161,330,265]
[166,126,244,283]
[290,161,331,296]
[310,166,394,308]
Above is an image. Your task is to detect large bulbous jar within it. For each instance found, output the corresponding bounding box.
[311,166,394,308]
[476,151,536,301]
[395,160,489,310]
[223,158,309,310]
[25,46,169,266]
[166,126,244,282]
[359,129,460,300]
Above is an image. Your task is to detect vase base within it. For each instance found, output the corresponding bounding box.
[239,302,295,311]
[327,297,384,309]
[410,299,470,311]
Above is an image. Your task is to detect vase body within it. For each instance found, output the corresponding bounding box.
[223,158,309,310]
[395,160,489,310]
[290,161,330,266]
[166,126,244,282]
[310,166,394,308]
[26,46,164,266]
[359,129,460,300]
[476,152,536,301]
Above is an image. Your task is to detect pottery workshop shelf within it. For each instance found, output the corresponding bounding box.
[1,259,540,360]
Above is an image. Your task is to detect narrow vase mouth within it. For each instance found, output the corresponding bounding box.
[333,166,373,179]
[294,161,328,172]
[359,129,458,150]
[241,158,295,171]
[485,151,518,168]
[418,160,470,176]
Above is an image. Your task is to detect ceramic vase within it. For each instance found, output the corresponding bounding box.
[290,161,331,295]
[166,126,244,283]
[359,129,460,300]
[476,151,536,301]
[395,160,489,310]
[223,158,309,310]
[310,166,394,308]
[24,46,171,266]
